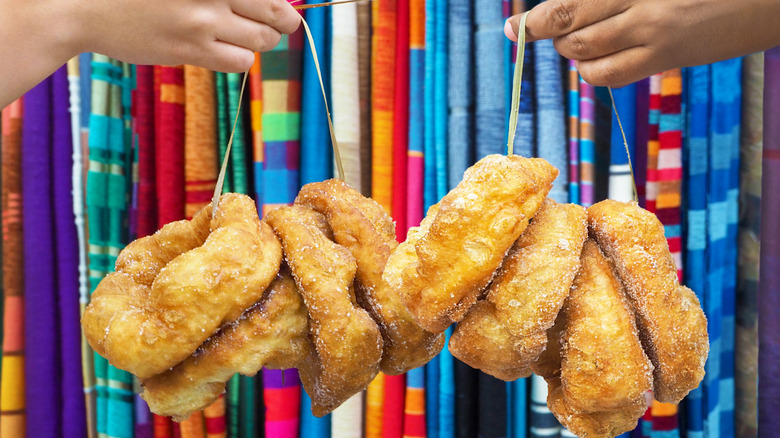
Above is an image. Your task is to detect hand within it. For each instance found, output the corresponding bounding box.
[74,0,301,72]
[505,0,780,87]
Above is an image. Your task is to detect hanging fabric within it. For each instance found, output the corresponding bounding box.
[567,61,580,205]
[758,45,780,438]
[534,39,567,203]
[735,52,762,438]
[1,97,25,438]
[53,65,88,438]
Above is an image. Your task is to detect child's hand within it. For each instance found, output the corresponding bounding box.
[73,0,301,71]
[506,0,780,87]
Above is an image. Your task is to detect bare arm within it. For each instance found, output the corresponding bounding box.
[506,0,780,87]
[1,0,300,108]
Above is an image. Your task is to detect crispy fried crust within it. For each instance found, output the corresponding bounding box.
[140,267,309,420]
[588,200,709,403]
[561,240,653,413]
[385,154,557,333]
[82,194,283,378]
[296,179,444,375]
[449,199,586,380]
[265,205,383,417]
[547,378,646,438]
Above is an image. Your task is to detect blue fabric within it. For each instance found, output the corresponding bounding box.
[610,85,636,166]
[534,39,567,202]
[301,391,331,438]
[439,329,455,438]
[434,0,449,199]
[301,2,333,186]
[446,0,474,189]
[711,57,741,438]
[474,0,506,159]
[684,65,709,438]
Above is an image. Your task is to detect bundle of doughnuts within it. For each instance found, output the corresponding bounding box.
[82,154,708,437]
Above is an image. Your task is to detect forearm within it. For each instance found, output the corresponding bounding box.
[0,0,82,109]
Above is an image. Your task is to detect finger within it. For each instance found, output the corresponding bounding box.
[193,41,257,72]
[576,46,660,88]
[553,11,642,61]
[231,0,301,35]
[514,0,631,43]
[215,14,284,53]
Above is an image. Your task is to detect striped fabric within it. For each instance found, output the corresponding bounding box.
[387,0,408,403]
[88,55,135,438]
[261,31,303,215]
[156,66,185,228]
[608,85,636,202]
[403,369,425,438]
[759,46,780,437]
[534,39,567,202]
[264,370,301,438]
[203,396,227,438]
[684,64,710,438]
[331,3,364,194]
[301,2,333,187]
[567,61,580,204]
[446,0,473,189]
[407,0,425,237]
[78,53,98,438]
[474,0,506,159]
[735,53,762,438]
[183,66,217,219]
[645,74,662,214]
[530,375,559,438]
[371,0,397,213]
[578,78,596,206]
[329,7,365,438]
[1,98,25,438]
[439,331,455,438]
[357,1,373,196]
[658,69,684,279]
[391,0,410,239]
[261,29,304,438]
[711,57,742,438]
[509,379,527,438]
[249,53,264,209]
[53,65,88,438]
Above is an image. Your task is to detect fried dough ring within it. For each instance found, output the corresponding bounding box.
[385,154,557,333]
[265,205,383,417]
[295,179,444,375]
[141,266,309,420]
[561,240,653,414]
[588,199,709,403]
[449,199,586,380]
[82,193,283,379]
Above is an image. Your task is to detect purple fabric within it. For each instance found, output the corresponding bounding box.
[53,66,87,437]
[634,78,650,208]
[759,46,780,436]
[135,398,154,438]
[22,76,60,437]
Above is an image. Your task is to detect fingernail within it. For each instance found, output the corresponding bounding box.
[504,19,518,41]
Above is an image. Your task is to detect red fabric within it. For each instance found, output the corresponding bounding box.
[155,65,186,227]
[383,374,406,438]
[133,65,157,238]
[391,0,410,240]
[154,413,173,438]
